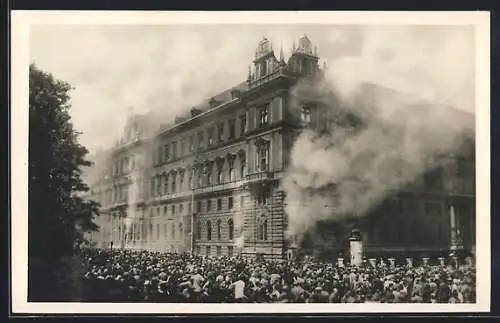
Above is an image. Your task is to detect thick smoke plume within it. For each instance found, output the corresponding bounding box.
[283,26,475,241]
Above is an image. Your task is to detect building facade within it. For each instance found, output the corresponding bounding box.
[84,36,476,261]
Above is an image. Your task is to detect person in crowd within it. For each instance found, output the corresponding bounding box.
[78,248,476,304]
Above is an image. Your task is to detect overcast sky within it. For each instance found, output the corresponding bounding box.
[29,24,474,152]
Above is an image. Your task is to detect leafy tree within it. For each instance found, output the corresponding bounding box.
[28,63,99,262]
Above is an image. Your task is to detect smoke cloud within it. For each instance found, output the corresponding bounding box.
[29,24,475,249]
[283,26,475,241]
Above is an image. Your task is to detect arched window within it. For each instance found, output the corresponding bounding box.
[240,162,246,178]
[207,167,212,186]
[228,160,235,181]
[196,220,201,240]
[207,220,212,241]
[163,173,169,194]
[228,219,234,240]
[217,169,223,185]
[179,222,183,238]
[171,174,176,192]
[156,174,162,196]
[258,218,268,241]
[217,219,222,240]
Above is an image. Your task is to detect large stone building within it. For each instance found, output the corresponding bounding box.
[84,36,476,261]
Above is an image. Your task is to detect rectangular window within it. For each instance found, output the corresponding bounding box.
[240,196,245,209]
[217,168,223,185]
[207,199,212,211]
[258,143,270,172]
[179,203,184,214]
[258,104,269,128]
[163,175,169,194]
[188,202,192,214]
[180,139,185,156]
[216,246,222,257]
[217,198,222,210]
[189,135,194,152]
[172,205,176,215]
[228,246,234,257]
[163,206,168,216]
[218,123,224,142]
[208,128,214,146]
[207,169,212,186]
[228,119,236,139]
[197,132,204,150]
[156,224,160,240]
[172,177,176,192]
[300,105,312,125]
[228,160,235,181]
[172,141,177,159]
[197,201,202,213]
[163,144,170,161]
[150,178,155,197]
[155,176,161,196]
[258,187,271,205]
[228,197,233,209]
[424,168,443,189]
[239,114,247,136]
[206,246,211,256]
[164,223,168,239]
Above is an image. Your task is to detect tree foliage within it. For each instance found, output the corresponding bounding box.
[29,64,99,261]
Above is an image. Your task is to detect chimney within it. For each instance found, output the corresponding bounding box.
[190,108,202,117]
[231,89,242,99]
[209,97,221,108]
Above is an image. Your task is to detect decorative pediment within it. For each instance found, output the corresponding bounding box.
[254,137,269,147]
[215,156,225,167]
[237,149,246,160]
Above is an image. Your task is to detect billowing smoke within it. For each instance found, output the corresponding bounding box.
[282,26,475,241]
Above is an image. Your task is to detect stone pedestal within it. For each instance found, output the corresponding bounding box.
[388,258,395,268]
[337,257,344,268]
[349,229,363,267]
[422,257,429,266]
[369,258,377,268]
[438,257,445,266]
[406,257,413,268]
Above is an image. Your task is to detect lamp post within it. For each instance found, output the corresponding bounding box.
[191,186,195,255]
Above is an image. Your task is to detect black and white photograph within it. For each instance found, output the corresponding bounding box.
[11,11,490,314]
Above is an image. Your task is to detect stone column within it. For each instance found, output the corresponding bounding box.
[349,229,363,267]
[449,205,458,250]
[438,257,445,266]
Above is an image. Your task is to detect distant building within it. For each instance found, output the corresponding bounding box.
[84,36,475,261]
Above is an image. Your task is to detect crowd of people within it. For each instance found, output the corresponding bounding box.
[79,248,476,303]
